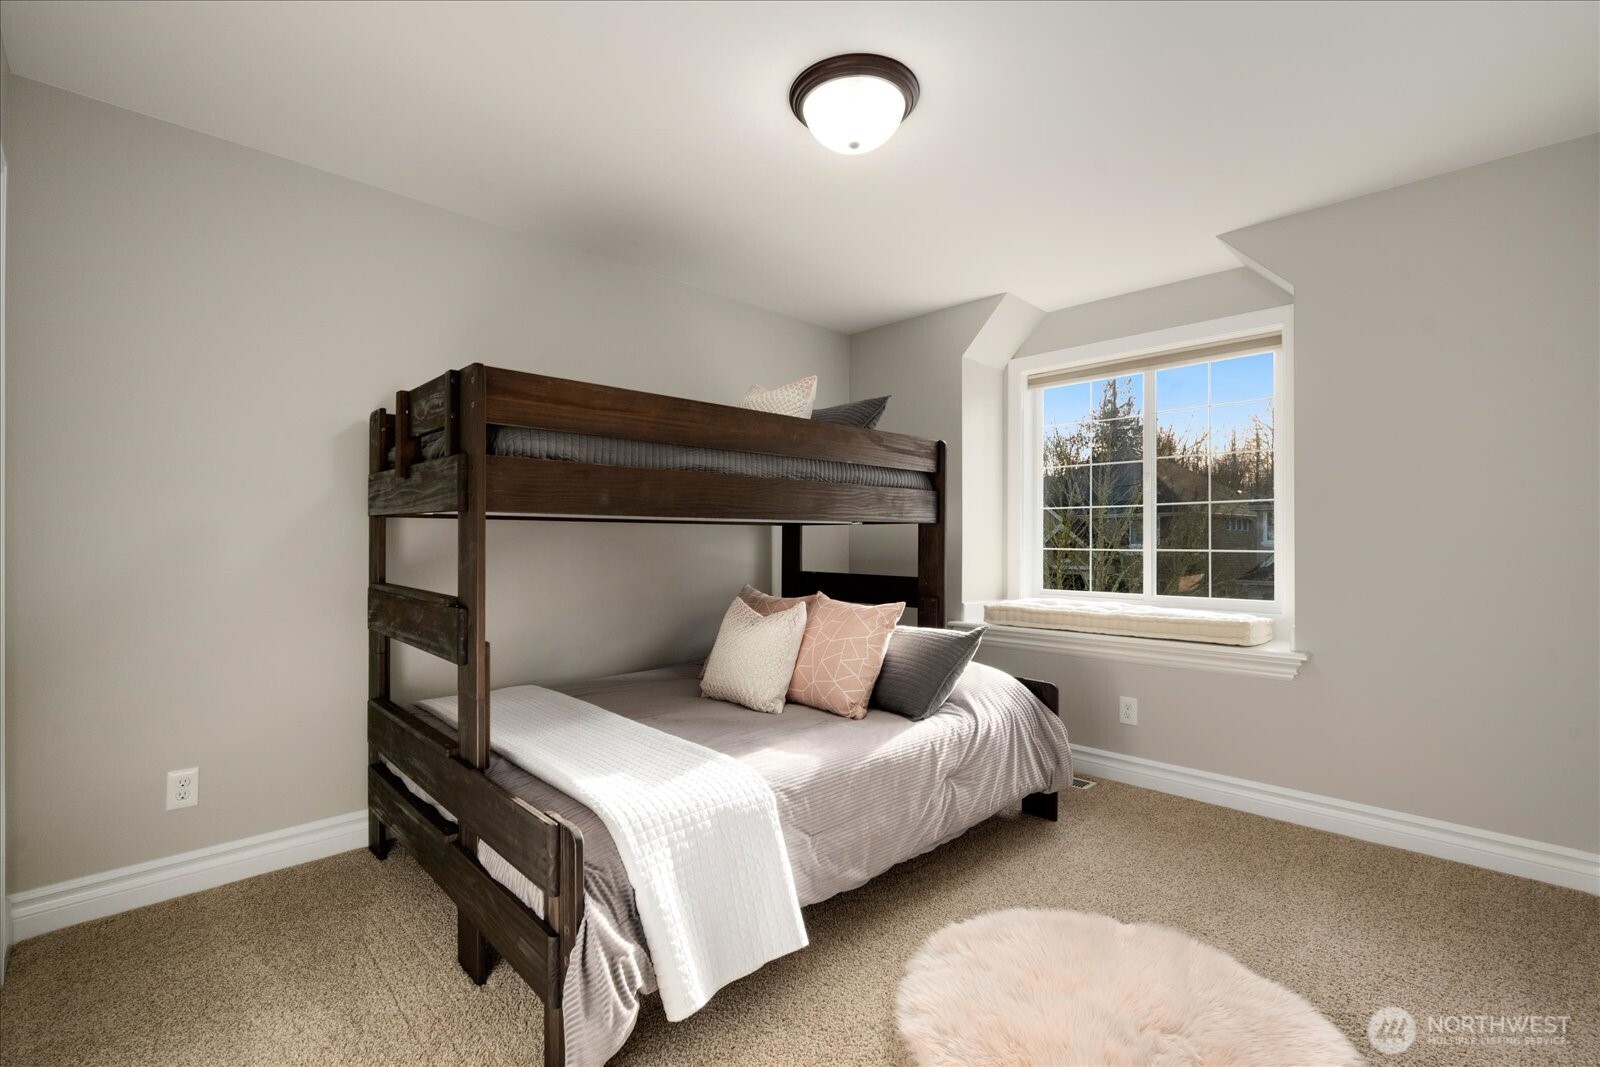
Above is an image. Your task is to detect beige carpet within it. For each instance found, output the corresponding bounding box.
[2,780,1596,1067]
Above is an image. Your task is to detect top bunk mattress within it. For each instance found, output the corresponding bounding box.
[418,426,933,490]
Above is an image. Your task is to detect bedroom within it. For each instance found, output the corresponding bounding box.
[0,3,1595,1066]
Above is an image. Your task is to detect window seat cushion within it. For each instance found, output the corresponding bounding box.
[984,599,1274,647]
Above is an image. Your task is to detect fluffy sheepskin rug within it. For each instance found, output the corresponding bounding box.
[896,909,1363,1067]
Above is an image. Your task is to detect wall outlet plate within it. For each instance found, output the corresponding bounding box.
[166,767,199,810]
[1118,696,1138,725]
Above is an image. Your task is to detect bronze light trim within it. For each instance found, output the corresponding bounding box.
[788,53,921,127]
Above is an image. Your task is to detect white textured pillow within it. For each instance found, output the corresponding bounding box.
[701,597,809,714]
[741,375,818,418]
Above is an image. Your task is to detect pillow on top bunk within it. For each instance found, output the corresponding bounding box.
[871,625,987,721]
[741,375,818,418]
[812,396,890,429]
[701,597,808,715]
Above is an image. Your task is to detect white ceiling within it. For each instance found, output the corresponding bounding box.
[4,1,1596,333]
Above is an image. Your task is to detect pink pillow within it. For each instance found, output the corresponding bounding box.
[739,585,819,617]
[786,593,905,719]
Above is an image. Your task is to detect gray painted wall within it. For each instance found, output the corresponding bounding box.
[985,136,1600,852]
[1016,267,1290,358]
[0,24,11,967]
[849,296,1002,613]
[3,79,849,892]
[960,358,1007,605]
[960,295,1045,608]
[848,293,1044,616]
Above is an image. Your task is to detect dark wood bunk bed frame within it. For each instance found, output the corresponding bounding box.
[365,363,1060,1067]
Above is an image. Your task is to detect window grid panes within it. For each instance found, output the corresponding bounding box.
[1042,375,1145,593]
[1041,350,1275,603]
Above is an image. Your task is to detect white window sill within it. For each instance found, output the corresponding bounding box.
[950,619,1307,681]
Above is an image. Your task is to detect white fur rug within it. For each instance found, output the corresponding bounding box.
[896,909,1364,1067]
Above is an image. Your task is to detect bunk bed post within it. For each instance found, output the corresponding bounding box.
[543,812,583,1067]
[394,390,413,478]
[779,525,803,597]
[1019,679,1061,820]
[456,364,498,984]
[368,408,395,860]
[443,369,461,453]
[916,440,947,627]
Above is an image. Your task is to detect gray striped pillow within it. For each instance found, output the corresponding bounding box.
[812,396,890,429]
[870,625,987,720]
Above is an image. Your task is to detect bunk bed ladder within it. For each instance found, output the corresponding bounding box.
[368,408,396,860]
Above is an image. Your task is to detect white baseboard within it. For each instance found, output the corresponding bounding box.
[6,810,367,945]
[7,750,1596,949]
[1071,746,1600,895]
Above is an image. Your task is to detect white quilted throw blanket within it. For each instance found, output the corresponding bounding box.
[417,685,808,1019]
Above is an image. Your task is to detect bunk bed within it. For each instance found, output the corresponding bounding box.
[365,364,1068,1067]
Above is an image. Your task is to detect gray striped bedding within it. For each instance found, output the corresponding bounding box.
[416,427,933,490]
[406,660,1070,1067]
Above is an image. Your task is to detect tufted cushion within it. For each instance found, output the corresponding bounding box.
[700,597,809,714]
[985,598,1273,646]
[740,375,818,418]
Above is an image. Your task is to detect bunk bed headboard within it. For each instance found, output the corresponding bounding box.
[777,438,946,627]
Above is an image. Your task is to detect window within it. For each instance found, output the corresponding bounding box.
[1026,330,1285,611]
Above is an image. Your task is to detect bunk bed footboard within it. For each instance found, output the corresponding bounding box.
[366,697,583,1067]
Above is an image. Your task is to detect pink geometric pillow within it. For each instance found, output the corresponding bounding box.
[785,593,905,719]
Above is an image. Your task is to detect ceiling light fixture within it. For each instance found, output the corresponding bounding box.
[789,53,920,156]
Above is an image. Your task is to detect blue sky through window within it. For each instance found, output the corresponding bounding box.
[1156,363,1207,409]
[1154,351,1273,411]
[1039,346,1277,602]
[1209,352,1273,404]
[1043,375,1143,427]
[1210,399,1273,453]
[1043,350,1274,458]
[1043,381,1090,424]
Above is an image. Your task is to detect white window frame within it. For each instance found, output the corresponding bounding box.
[1004,306,1297,647]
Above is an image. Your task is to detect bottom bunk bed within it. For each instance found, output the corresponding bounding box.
[371,660,1071,1067]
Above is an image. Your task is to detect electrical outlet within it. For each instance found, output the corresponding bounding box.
[166,767,199,810]
[1118,696,1138,725]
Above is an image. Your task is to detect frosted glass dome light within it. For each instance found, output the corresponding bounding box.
[801,75,907,154]
[790,54,920,156]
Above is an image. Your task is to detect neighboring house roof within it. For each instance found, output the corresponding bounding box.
[1236,557,1275,584]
